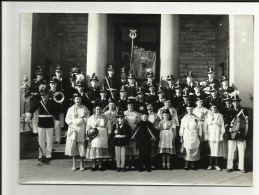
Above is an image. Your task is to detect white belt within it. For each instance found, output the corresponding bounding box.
[38,115,53,117]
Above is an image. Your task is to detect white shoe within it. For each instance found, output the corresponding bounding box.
[207,166,213,170]
[80,167,84,171]
[215,166,222,171]
[72,166,76,171]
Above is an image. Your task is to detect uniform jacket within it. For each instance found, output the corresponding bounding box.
[218,86,235,98]
[205,96,223,110]
[134,120,158,145]
[135,100,147,113]
[111,122,131,146]
[29,99,60,128]
[116,98,128,111]
[126,84,138,98]
[87,86,101,103]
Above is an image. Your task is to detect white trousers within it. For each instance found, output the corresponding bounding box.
[227,140,246,170]
[54,119,61,142]
[38,127,54,158]
[115,146,126,168]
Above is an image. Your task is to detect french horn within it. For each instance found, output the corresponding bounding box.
[53,91,65,103]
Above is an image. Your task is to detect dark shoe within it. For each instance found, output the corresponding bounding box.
[184,166,189,170]
[227,169,233,172]
[54,141,61,144]
[44,158,51,165]
[191,166,197,170]
[239,169,247,173]
[146,168,151,172]
[37,158,43,166]
[91,167,97,171]
[100,166,105,171]
[116,168,121,172]
[122,168,127,172]
[139,168,144,172]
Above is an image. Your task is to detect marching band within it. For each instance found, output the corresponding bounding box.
[23,64,249,173]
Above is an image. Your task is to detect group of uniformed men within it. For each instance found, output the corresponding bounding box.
[24,64,249,172]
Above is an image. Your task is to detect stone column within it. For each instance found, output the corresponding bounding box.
[160,14,179,80]
[86,13,107,84]
[21,13,33,85]
[21,13,33,114]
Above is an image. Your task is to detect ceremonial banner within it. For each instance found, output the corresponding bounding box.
[131,48,156,79]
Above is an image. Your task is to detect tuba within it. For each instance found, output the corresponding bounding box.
[53,91,65,103]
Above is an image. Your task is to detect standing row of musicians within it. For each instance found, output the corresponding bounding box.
[26,64,249,172]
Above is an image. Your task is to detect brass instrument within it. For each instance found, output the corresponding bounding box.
[53,91,65,103]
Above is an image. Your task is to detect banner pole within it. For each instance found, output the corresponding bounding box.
[129,30,137,72]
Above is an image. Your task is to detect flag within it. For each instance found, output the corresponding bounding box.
[131,48,156,79]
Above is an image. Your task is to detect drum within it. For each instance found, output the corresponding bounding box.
[230,116,248,140]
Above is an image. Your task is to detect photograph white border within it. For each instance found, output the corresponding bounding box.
[2,1,259,195]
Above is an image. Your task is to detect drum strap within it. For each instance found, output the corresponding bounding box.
[231,109,244,124]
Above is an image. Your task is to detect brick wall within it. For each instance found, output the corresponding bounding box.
[31,13,58,81]
[179,15,217,82]
[216,15,229,78]
[31,13,88,81]
[56,14,88,78]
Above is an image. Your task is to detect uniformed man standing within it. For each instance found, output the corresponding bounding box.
[87,73,101,112]
[142,71,157,93]
[135,87,147,113]
[205,68,220,89]
[126,73,138,100]
[226,95,249,173]
[117,85,128,112]
[155,86,166,112]
[25,84,60,165]
[104,64,119,99]
[177,90,190,121]
[205,85,222,110]
[218,76,234,99]
[182,71,196,95]
[164,74,176,100]
[95,87,109,111]
[144,83,158,107]
[119,67,128,88]
[171,81,183,111]
[31,66,46,103]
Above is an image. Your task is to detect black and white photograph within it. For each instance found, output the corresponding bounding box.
[2,1,259,195]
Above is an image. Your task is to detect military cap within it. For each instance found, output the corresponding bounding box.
[166,74,175,81]
[107,64,114,71]
[232,94,241,102]
[127,73,136,79]
[185,71,194,78]
[116,110,125,118]
[207,67,215,74]
[55,66,62,72]
[220,75,228,83]
[90,73,99,82]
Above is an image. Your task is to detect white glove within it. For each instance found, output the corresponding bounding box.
[24,112,32,123]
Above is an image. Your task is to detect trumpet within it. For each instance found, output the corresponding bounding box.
[53,91,65,103]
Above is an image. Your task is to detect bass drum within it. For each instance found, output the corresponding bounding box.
[230,116,248,140]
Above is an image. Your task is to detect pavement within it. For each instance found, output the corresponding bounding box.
[19,159,253,186]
